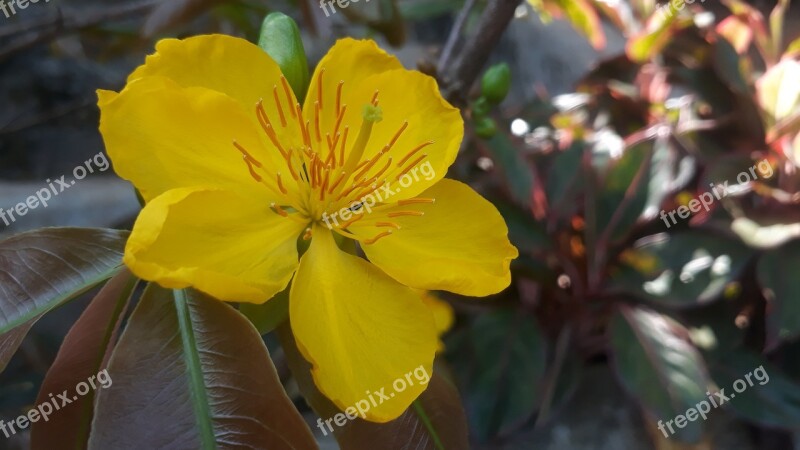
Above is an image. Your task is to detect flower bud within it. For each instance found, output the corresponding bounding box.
[259,13,310,102]
[481,63,511,105]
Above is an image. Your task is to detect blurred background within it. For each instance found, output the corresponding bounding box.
[2,0,800,449]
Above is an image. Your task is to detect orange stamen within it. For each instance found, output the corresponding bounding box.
[396,154,428,180]
[398,141,434,167]
[317,68,325,110]
[273,86,287,127]
[363,230,392,244]
[398,198,435,205]
[340,213,364,229]
[280,76,296,118]
[371,90,379,106]
[388,211,425,218]
[314,101,322,143]
[276,173,288,194]
[387,121,408,151]
[335,80,344,114]
[339,127,349,168]
[328,170,347,193]
[376,222,401,229]
[270,203,289,217]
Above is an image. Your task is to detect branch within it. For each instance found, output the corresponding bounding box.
[436,0,477,75]
[441,0,522,106]
[0,0,160,62]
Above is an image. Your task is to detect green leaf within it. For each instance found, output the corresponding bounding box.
[610,305,710,443]
[277,325,469,450]
[626,12,691,62]
[709,351,800,429]
[0,227,128,335]
[757,239,800,342]
[259,12,311,103]
[31,270,137,450]
[484,133,535,206]
[463,311,547,440]
[596,141,652,243]
[610,231,754,308]
[88,286,317,449]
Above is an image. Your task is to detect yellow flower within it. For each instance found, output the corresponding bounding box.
[98,35,517,422]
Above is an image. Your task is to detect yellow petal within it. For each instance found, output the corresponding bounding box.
[351,179,518,296]
[126,35,305,162]
[302,38,402,137]
[302,39,462,207]
[99,76,292,203]
[129,35,297,114]
[290,226,437,422]
[419,291,455,352]
[125,187,306,303]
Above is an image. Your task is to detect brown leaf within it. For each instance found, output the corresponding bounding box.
[88,286,318,450]
[30,269,137,450]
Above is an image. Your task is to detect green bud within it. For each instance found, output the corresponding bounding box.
[259,13,310,103]
[472,97,491,118]
[475,117,498,139]
[481,63,511,105]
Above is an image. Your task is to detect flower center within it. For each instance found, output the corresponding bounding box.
[232,70,435,244]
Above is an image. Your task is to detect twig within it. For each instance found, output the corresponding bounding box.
[0,0,161,62]
[441,0,522,105]
[437,0,477,75]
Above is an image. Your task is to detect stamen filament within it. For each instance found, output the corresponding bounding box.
[388,211,425,218]
[336,80,344,114]
[280,76,296,118]
[398,141,434,167]
[276,173,288,194]
[398,198,436,205]
[271,203,289,217]
[273,86,287,127]
[387,121,408,151]
[314,101,322,143]
[396,153,428,180]
[376,222,401,229]
[363,230,392,244]
[317,68,325,110]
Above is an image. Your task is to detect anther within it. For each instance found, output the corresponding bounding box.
[317,68,326,110]
[388,211,425,218]
[273,86,287,127]
[398,141,434,167]
[371,90,380,106]
[270,203,289,217]
[336,81,344,114]
[363,230,392,244]
[303,227,313,240]
[387,121,408,151]
[280,76,296,118]
[396,154,428,180]
[276,173,288,194]
[398,198,435,205]
[314,101,322,143]
[328,170,347,193]
[340,213,363,229]
[376,222,401,229]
